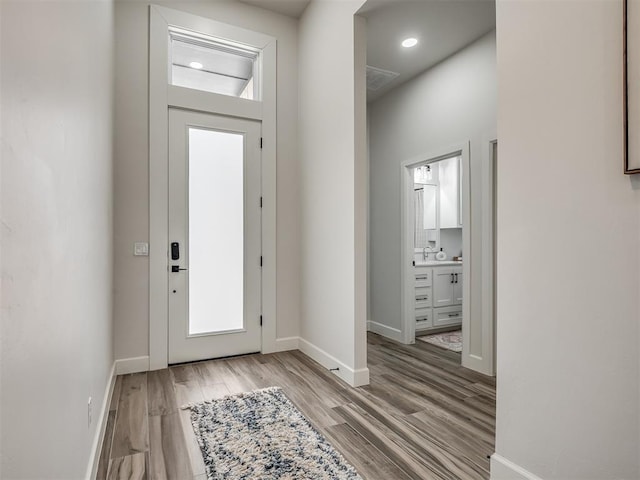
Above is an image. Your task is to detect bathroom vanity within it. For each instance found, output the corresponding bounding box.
[414,261,463,333]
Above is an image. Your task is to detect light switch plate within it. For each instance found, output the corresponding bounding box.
[134,242,149,256]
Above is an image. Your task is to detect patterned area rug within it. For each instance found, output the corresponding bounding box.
[417,330,462,352]
[186,387,361,480]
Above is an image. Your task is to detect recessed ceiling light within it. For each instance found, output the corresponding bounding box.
[189,61,203,69]
[402,38,418,48]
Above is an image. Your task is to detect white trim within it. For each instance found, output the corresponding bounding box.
[462,133,497,375]
[482,135,497,376]
[353,13,369,385]
[460,146,472,371]
[259,39,278,354]
[367,320,403,342]
[85,362,116,480]
[352,368,370,387]
[152,5,274,48]
[149,5,170,371]
[273,336,299,352]
[167,85,263,120]
[298,337,370,387]
[149,5,278,368]
[115,356,150,375]
[400,142,470,347]
[490,454,543,480]
[400,159,416,345]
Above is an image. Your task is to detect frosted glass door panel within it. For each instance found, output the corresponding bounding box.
[188,128,244,335]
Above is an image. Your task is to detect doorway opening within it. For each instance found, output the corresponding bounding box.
[148,5,277,370]
[361,0,497,376]
[401,148,468,360]
[359,0,498,470]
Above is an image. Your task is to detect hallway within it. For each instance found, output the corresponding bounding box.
[99,333,495,480]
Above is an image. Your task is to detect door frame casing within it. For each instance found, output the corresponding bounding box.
[400,142,470,346]
[461,133,497,375]
[149,5,277,370]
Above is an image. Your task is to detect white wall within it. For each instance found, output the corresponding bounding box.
[368,32,496,359]
[114,0,300,361]
[491,1,639,478]
[0,1,114,478]
[298,0,369,386]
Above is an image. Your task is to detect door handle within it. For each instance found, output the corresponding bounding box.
[171,265,187,273]
[450,273,454,283]
[455,273,458,283]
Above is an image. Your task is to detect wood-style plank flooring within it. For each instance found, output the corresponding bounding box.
[98,333,495,480]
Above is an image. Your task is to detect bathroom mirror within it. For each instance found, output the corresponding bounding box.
[414,183,439,250]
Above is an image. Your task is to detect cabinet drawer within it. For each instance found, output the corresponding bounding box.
[415,269,432,287]
[433,306,462,327]
[415,307,432,330]
[415,287,432,307]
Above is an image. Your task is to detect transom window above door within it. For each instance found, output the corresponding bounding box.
[169,28,260,100]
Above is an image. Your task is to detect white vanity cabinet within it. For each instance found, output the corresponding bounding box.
[414,264,462,333]
[413,267,433,331]
[453,271,463,304]
[432,267,462,307]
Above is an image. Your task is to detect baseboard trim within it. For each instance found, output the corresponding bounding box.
[462,352,494,377]
[298,337,369,387]
[85,361,116,480]
[490,454,543,480]
[115,355,150,375]
[367,320,403,342]
[273,336,299,352]
[352,367,370,386]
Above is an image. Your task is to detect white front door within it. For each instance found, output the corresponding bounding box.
[168,108,262,364]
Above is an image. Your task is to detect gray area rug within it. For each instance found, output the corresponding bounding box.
[186,387,362,480]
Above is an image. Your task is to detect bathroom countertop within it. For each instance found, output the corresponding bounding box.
[415,260,463,267]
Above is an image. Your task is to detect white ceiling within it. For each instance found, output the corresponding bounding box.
[235,0,495,100]
[360,0,496,101]
[238,0,311,18]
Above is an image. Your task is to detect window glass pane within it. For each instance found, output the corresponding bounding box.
[188,127,244,334]
[170,33,258,99]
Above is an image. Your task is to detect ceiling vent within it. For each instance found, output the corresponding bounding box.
[366,65,399,91]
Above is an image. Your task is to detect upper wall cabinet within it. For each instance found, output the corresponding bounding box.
[439,156,462,228]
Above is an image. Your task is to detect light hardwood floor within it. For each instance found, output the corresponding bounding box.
[98,333,496,480]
